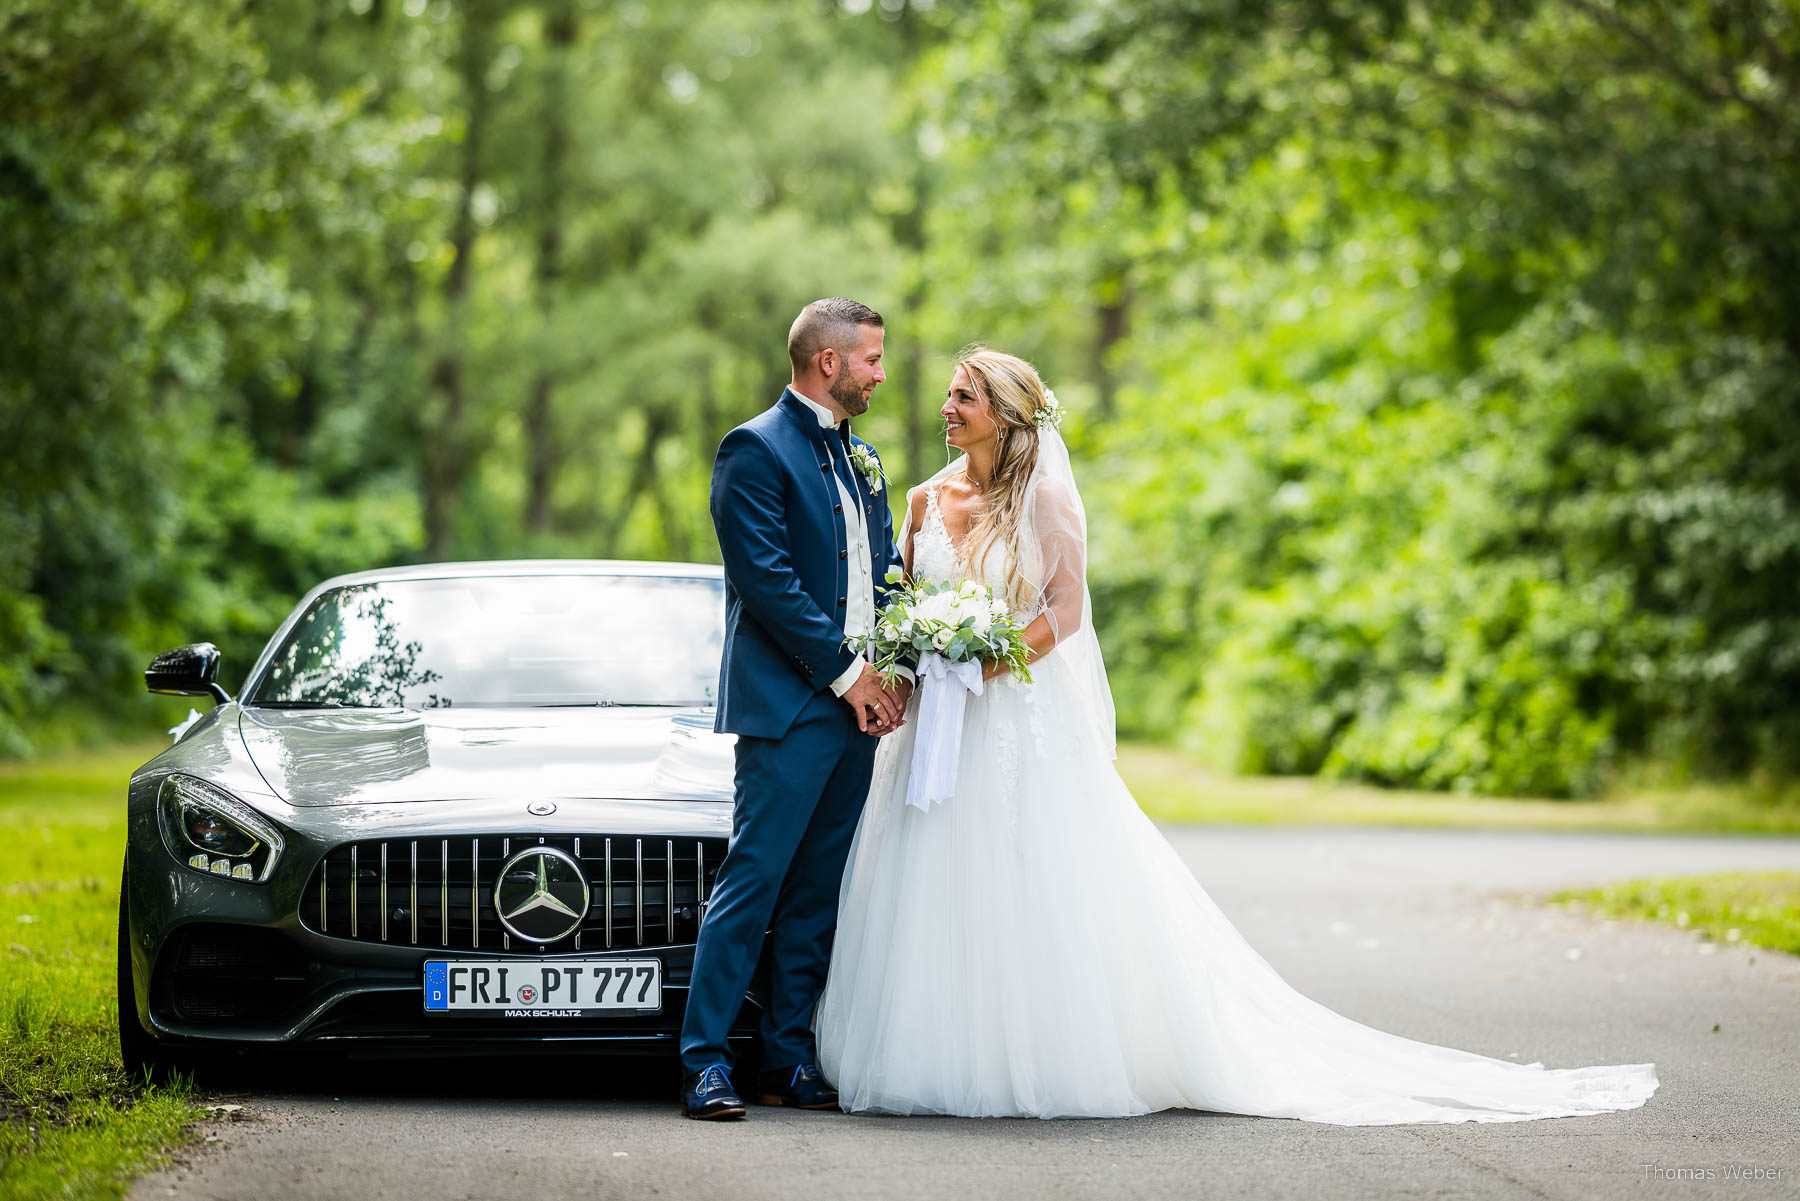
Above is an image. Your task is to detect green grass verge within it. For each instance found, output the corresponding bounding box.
[1,742,201,1201]
[1119,744,1800,833]
[1551,872,1800,956]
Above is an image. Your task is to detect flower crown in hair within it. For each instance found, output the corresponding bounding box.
[1033,388,1064,431]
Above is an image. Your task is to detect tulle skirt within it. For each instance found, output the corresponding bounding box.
[812,653,1659,1123]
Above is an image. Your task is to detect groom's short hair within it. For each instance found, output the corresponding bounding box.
[788,298,884,373]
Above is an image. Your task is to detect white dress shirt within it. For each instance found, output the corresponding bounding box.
[791,388,906,698]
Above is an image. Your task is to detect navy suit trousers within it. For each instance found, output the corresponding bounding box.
[678,688,878,1077]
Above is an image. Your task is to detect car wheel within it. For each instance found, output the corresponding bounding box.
[116,864,190,1085]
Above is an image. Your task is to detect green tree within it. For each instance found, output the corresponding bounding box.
[942,0,1800,791]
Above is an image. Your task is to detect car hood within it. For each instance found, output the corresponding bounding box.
[236,706,736,807]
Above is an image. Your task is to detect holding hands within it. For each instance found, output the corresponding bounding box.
[843,664,912,735]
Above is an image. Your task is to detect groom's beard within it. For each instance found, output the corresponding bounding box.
[830,371,871,418]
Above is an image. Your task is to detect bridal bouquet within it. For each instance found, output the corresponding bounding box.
[848,569,1033,687]
[849,570,1033,814]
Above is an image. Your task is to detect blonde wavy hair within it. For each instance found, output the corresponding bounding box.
[955,347,1049,611]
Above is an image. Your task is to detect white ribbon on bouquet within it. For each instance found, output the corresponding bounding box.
[905,651,985,813]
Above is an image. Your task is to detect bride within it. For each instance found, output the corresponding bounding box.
[812,348,1659,1124]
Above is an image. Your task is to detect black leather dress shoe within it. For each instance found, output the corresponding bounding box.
[756,1062,840,1110]
[682,1064,746,1120]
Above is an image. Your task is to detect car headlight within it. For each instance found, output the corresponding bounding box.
[157,775,285,883]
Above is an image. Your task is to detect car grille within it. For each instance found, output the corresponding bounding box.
[298,834,728,953]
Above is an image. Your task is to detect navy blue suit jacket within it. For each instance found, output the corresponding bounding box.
[711,389,907,740]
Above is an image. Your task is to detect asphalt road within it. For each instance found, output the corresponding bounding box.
[132,827,1800,1201]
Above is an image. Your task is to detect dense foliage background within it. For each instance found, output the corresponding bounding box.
[2,0,1794,797]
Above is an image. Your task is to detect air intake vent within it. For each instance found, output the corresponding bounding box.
[165,924,307,1024]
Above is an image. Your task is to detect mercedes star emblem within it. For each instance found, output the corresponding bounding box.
[493,846,589,944]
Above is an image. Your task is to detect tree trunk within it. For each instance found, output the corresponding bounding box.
[893,10,937,488]
[899,173,930,484]
[522,371,557,532]
[280,358,319,469]
[1093,268,1132,420]
[598,409,671,556]
[524,0,576,533]
[648,452,687,560]
[901,322,926,484]
[696,357,718,468]
[424,0,497,559]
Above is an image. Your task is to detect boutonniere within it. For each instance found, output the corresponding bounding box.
[848,442,885,495]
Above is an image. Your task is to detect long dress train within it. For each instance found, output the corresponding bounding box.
[813,480,1657,1124]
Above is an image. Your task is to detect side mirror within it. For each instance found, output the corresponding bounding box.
[146,643,231,706]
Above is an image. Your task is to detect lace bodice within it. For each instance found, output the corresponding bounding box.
[912,482,1015,592]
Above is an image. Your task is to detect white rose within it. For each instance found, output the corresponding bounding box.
[931,627,955,651]
[917,592,954,624]
[970,611,994,637]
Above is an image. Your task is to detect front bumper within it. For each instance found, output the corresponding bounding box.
[141,922,766,1055]
[123,792,753,1057]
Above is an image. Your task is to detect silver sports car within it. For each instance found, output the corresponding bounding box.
[118,560,757,1077]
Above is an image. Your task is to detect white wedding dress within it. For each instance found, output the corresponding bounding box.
[813,464,1659,1124]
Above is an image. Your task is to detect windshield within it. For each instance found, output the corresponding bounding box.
[249,574,722,709]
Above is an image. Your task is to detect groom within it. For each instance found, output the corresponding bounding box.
[679,298,914,1120]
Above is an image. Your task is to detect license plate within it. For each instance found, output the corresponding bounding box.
[422,959,662,1016]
